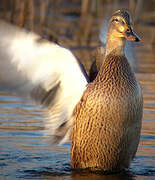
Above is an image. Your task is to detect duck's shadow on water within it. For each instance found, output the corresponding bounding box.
[17,156,155,180]
[16,156,155,180]
[20,167,137,180]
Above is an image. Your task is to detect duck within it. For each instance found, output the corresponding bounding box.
[0,9,143,173]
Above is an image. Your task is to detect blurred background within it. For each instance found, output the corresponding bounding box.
[0,0,154,72]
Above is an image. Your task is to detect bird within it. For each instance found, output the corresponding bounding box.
[0,9,143,173]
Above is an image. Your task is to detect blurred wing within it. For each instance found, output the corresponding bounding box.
[0,20,88,143]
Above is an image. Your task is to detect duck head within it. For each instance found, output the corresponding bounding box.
[109,10,140,42]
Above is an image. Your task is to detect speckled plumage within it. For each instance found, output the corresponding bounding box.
[71,10,143,172]
[72,53,142,171]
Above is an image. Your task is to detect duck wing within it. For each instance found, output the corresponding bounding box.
[89,45,105,81]
[0,20,88,143]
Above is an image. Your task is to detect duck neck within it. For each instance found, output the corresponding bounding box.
[105,28,126,57]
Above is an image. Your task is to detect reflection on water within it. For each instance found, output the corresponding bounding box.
[0,37,155,180]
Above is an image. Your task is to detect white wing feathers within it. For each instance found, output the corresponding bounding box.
[0,20,88,143]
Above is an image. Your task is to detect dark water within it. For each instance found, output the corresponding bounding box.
[0,33,155,180]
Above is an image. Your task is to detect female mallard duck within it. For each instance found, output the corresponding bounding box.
[0,10,142,173]
[71,10,143,172]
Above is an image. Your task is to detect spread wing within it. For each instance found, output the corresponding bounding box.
[0,20,88,143]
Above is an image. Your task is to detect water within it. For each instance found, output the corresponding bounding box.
[0,32,155,180]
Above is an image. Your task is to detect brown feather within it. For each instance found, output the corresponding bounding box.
[71,51,143,172]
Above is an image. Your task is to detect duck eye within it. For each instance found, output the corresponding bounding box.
[126,28,130,33]
[114,18,119,22]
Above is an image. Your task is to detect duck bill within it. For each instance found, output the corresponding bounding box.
[123,29,140,42]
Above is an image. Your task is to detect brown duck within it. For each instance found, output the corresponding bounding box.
[0,10,143,173]
[71,10,143,172]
